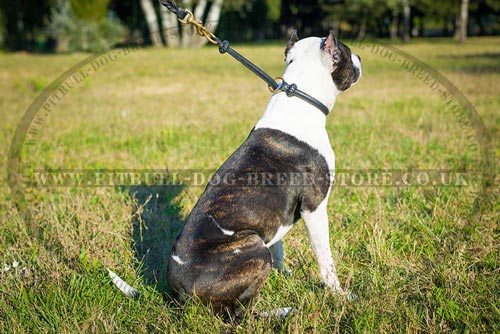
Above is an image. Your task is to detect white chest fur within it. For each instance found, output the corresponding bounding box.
[255,94,335,172]
[254,37,337,174]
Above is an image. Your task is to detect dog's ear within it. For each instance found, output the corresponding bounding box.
[284,29,299,61]
[322,30,341,64]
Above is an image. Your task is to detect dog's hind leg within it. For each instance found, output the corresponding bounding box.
[191,233,272,319]
[269,240,292,276]
[269,240,285,271]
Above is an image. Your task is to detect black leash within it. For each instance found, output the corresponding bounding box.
[159,0,330,117]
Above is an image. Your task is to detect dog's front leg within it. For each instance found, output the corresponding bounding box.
[301,199,344,293]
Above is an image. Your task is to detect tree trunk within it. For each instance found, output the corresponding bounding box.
[198,0,223,46]
[140,0,162,47]
[160,5,180,47]
[402,0,411,43]
[205,0,223,34]
[333,17,340,36]
[419,15,425,37]
[358,15,367,40]
[474,13,485,36]
[455,0,469,43]
[390,13,398,40]
[3,2,24,50]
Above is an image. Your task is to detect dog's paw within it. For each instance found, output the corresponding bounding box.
[325,285,359,302]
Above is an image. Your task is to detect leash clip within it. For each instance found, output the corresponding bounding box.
[178,10,218,45]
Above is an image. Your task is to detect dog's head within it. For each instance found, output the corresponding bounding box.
[284,30,362,94]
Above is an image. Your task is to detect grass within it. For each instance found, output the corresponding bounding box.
[1,36,499,333]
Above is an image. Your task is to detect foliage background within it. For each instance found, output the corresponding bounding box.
[0,0,499,51]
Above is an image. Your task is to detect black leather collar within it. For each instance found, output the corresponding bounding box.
[270,79,330,116]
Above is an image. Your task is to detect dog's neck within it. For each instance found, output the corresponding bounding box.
[255,59,338,150]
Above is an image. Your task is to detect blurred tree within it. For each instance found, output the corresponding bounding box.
[385,0,401,39]
[217,0,282,41]
[0,0,53,51]
[455,0,469,43]
[357,0,373,39]
[140,0,163,46]
[416,0,457,36]
[306,0,400,39]
[470,0,500,35]
[47,0,125,52]
[402,0,411,42]
[321,0,393,38]
[69,0,110,22]
[1,0,499,50]
[281,0,325,37]
[138,0,224,48]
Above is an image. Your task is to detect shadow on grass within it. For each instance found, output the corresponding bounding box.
[129,185,185,296]
[440,52,500,59]
[439,52,500,73]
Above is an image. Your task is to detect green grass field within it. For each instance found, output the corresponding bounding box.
[1,37,499,333]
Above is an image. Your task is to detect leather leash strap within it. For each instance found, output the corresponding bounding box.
[159,0,330,117]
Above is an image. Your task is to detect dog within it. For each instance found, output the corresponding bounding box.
[167,30,362,318]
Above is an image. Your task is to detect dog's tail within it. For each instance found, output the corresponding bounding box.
[107,268,140,298]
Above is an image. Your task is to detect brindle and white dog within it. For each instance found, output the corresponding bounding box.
[167,30,362,318]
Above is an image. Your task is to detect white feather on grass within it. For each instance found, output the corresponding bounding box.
[107,268,140,298]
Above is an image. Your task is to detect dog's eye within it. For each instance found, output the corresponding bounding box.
[288,59,294,65]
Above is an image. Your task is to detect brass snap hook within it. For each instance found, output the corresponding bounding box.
[178,10,218,45]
